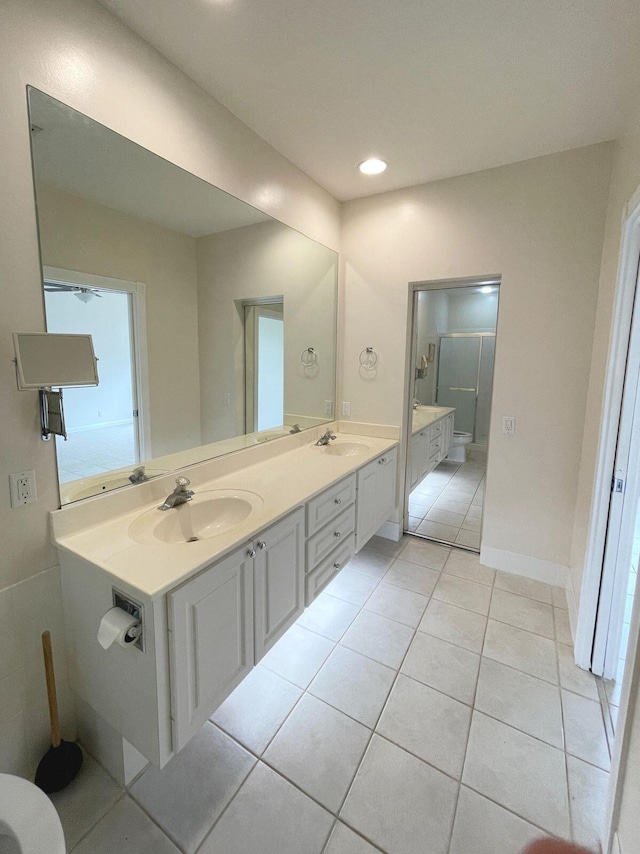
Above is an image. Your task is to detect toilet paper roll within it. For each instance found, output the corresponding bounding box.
[97,607,140,650]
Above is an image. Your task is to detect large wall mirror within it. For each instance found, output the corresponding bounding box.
[28,89,337,504]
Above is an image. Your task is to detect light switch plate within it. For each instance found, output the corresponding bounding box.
[324,400,333,416]
[342,401,351,417]
[9,470,37,507]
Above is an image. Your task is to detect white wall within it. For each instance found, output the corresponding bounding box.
[0,0,339,778]
[342,143,613,580]
[197,220,337,442]
[37,182,201,456]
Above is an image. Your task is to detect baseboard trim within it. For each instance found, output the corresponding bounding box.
[480,545,568,587]
[376,520,402,541]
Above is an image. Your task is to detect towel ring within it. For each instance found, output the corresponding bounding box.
[301,347,317,367]
[359,347,378,370]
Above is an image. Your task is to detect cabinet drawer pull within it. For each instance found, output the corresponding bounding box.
[378,457,386,465]
[257,541,267,550]
[333,562,341,569]
[334,498,342,505]
[247,548,257,559]
[334,531,341,538]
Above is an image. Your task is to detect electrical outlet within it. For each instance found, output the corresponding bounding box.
[324,400,333,416]
[502,416,516,436]
[342,401,351,417]
[9,470,37,507]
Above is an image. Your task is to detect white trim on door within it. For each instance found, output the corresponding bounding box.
[574,186,640,670]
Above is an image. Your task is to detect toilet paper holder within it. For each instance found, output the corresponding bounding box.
[113,590,144,651]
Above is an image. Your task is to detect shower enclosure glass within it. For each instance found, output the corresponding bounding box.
[436,333,495,442]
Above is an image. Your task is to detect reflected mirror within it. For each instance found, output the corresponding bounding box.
[28,89,337,504]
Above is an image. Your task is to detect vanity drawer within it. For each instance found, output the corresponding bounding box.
[306,504,356,569]
[429,434,442,456]
[306,474,356,536]
[306,535,356,605]
[429,448,441,470]
[431,420,443,437]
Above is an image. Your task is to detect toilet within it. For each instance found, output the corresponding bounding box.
[0,774,65,854]
[446,431,473,463]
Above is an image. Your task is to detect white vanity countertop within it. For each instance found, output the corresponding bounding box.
[411,405,455,435]
[51,432,398,599]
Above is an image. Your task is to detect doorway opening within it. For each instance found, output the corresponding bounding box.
[590,254,640,744]
[404,278,500,551]
[244,299,285,433]
[43,273,144,484]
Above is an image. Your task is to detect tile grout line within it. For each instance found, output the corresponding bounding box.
[446,569,497,854]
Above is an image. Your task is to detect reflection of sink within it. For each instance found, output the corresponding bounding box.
[129,490,263,544]
[319,441,372,457]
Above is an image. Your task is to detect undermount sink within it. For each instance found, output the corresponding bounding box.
[128,489,264,544]
[319,441,372,457]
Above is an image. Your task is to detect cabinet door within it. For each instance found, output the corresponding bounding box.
[417,428,430,480]
[356,456,380,551]
[169,546,254,752]
[254,507,305,661]
[376,448,398,529]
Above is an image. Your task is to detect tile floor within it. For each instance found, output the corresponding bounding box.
[56,423,136,482]
[50,535,610,854]
[407,450,486,549]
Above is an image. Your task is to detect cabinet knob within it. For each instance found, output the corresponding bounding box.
[334,531,341,539]
[247,548,257,558]
[257,541,267,550]
[333,562,341,569]
[334,498,342,505]
[379,457,386,465]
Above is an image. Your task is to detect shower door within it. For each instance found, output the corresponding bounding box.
[436,334,495,441]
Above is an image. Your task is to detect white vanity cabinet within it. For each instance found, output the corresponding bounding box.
[356,448,398,551]
[170,506,305,749]
[409,410,455,489]
[57,439,400,770]
[305,475,357,604]
[410,427,430,489]
[169,545,255,752]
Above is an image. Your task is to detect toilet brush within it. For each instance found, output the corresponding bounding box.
[34,631,83,793]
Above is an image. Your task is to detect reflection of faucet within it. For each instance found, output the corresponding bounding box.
[158,476,194,511]
[315,429,337,446]
[289,424,302,434]
[413,398,420,410]
[129,466,149,484]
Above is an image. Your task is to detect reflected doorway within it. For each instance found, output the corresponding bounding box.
[404,278,500,551]
[43,275,141,483]
[244,300,284,432]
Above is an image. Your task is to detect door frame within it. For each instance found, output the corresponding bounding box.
[402,275,501,543]
[572,184,640,854]
[43,266,151,462]
[574,187,640,671]
[242,297,284,433]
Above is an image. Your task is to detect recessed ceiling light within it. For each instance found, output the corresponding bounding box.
[358,158,388,175]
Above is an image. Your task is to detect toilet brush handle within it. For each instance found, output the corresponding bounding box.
[42,631,61,748]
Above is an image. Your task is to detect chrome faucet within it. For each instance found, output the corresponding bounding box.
[158,476,194,511]
[289,423,302,434]
[129,466,149,484]
[315,429,337,446]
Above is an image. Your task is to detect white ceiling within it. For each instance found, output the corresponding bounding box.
[98,0,640,202]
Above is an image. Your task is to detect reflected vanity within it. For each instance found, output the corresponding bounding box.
[28,88,338,504]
